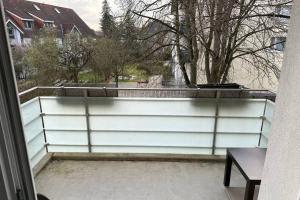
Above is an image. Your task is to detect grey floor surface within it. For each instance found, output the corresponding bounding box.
[35,160,250,200]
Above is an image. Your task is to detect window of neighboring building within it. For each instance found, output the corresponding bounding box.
[180,48,191,63]
[24,21,33,29]
[274,5,291,24]
[275,5,292,16]
[7,23,14,39]
[271,37,286,51]
[44,22,53,28]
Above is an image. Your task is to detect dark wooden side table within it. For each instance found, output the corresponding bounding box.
[223,148,267,200]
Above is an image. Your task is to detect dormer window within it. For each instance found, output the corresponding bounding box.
[54,8,60,14]
[24,21,33,29]
[33,4,40,11]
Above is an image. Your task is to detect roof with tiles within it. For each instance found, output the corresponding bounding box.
[3,0,95,37]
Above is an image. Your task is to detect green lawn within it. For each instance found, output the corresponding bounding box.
[79,72,104,82]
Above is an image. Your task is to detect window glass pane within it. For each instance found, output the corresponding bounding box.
[7,24,14,39]
[24,21,33,29]
[271,37,286,51]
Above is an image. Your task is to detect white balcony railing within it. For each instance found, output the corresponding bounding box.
[20,88,275,168]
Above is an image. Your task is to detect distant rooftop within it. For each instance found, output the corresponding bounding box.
[3,0,95,37]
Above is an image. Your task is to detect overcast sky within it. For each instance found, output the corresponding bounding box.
[31,0,119,31]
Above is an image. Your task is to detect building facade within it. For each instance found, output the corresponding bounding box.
[3,0,94,47]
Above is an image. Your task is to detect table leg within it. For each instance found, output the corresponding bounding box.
[223,153,232,186]
[244,181,255,200]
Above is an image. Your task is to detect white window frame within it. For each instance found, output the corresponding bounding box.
[0,3,37,200]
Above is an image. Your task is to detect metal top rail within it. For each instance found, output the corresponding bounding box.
[18,86,276,103]
[37,86,272,91]
[19,86,274,96]
[19,86,38,97]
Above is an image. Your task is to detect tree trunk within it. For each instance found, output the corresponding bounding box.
[73,70,79,83]
[174,0,192,87]
[115,75,119,88]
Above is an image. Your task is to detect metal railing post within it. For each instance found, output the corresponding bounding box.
[103,87,108,97]
[62,86,66,96]
[38,97,48,152]
[258,99,268,147]
[84,90,92,153]
[212,91,221,155]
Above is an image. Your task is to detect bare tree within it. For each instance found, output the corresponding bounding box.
[24,29,60,85]
[12,47,31,80]
[131,0,291,86]
[92,38,129,87]
[196,0,289,84]
[59,33,95,83]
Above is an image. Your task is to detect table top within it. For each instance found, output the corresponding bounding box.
[228,148,267,181]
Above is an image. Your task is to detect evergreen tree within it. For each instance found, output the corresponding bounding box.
[120,10,137,42]
[100,0,116,38]
[118,10,141,58]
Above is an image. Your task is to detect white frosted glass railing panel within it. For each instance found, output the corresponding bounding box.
[262,121,272,138]
[47,146,88,153]
[217,118,262,133]
[265,100,275,122]
[216,134,260,148]
[260,121,272,148]
[40,97,85,114]
[90,116,215,132]
[44,116,86,130]
[91,132,213,147]
[31,148,47,168]
[27,133,45,159]
[24,118,43,142]
[46,131,88,145]
[88,98,216,116]
[219,99,265,117]
[36,97,275,156]
[21,98,46,168]
[92,146,212,155]
[21,98,40,124]
[259,101,275,147]
[214,148,227,155]
[260,136,268,148]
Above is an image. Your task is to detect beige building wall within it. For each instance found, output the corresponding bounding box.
[197,55,283,92]
[258,2,300,199]
[226,57,282,92]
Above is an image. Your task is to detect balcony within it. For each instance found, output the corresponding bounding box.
[20,87,275,200]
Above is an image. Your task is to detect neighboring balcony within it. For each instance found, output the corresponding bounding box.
[20,87,275,200]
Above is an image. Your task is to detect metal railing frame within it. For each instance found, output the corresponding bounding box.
[20,87,274,157]
[19,86,275,96]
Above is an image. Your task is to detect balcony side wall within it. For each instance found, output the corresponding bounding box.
[259,3,300,200]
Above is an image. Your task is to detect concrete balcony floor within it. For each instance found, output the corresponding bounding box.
[35,160,259,200]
